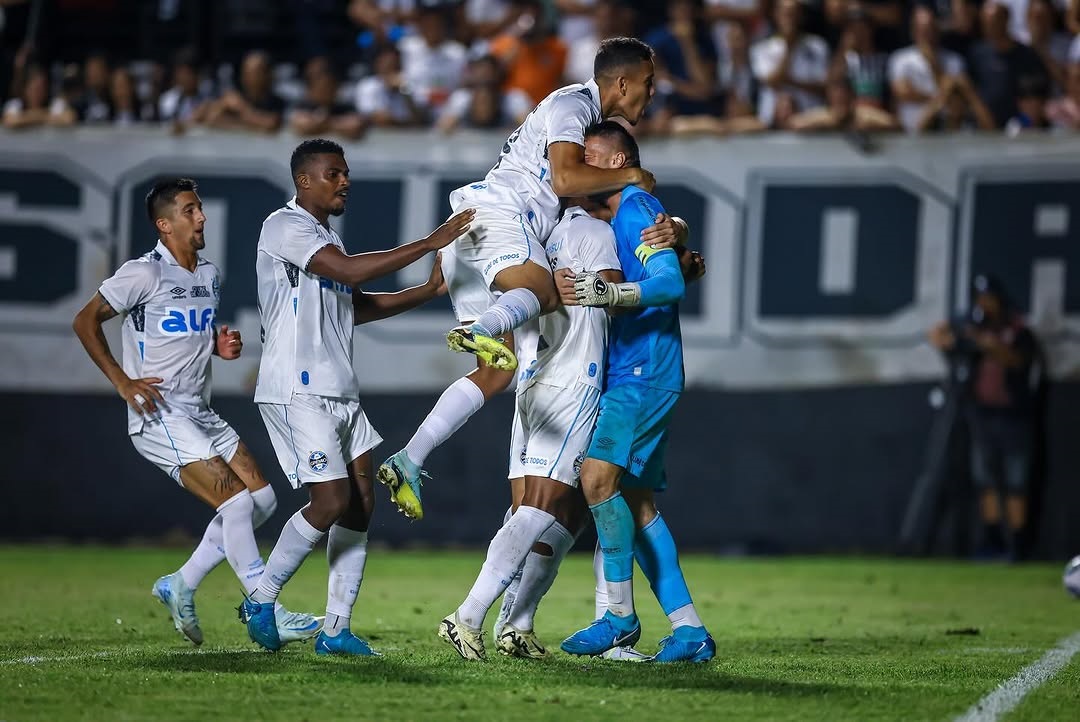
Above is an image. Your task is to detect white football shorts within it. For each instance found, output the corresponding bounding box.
[513,381,600,487]
[259,393,383,488]
[130,409,240,484]
[441,204,549,324]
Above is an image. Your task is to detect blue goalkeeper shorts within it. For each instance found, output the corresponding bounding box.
[587,382,679,491]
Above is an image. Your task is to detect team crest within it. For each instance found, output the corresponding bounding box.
[573,451,585,478]
[308,451,328,472]
[519,445,528,465]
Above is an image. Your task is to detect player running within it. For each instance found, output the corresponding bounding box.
[72,178,321,647]
[559,122,714,663]
[238,139,473,656]
[377,37,668,522]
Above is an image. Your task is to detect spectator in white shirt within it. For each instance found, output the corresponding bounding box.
[888,6,966,132]
[355,44,428,127]
[750,0,829,127]
[436,54,532,132]
[398,2,467,113]
[2,64,76,129]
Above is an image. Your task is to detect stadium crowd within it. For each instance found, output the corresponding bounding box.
[2,0,1080,137]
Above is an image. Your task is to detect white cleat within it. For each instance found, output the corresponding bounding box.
[438,612,486,660]
[496,625,548,659]
[151,572,203,646]
[275,608,324,644]
[602,645,650,662]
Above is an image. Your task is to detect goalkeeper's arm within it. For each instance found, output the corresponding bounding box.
[575,249,685,308]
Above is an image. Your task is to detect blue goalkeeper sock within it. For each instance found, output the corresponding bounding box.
[635,513,704,633]
[470,288,541,338]
[590,492,636,621]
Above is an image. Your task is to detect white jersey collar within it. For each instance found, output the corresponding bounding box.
[154,239,206,268]
[286,196,325,228]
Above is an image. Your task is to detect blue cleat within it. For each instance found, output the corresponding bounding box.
[651,626,716,663]
[238,597,281,652]
[314,629,380,656]
[376,449,429,520]
[560,611,641,657]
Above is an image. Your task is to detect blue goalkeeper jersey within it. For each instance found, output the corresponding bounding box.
[606,186,685,393]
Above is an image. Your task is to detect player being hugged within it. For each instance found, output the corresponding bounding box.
[239,139,473,656]
[72,178,322,647]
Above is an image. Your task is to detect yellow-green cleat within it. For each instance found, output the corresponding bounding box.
[446,326,518,371]
[376,449,426,520]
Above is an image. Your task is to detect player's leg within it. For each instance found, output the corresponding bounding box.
[492,406,529,636]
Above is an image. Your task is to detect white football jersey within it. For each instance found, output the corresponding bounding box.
[522,207,621,392]
[98,240,220,435]
[450,80,603,243]
[255,198,358,404]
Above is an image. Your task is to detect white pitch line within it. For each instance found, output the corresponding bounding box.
[0,647,265,666]
[955,631,1080,722]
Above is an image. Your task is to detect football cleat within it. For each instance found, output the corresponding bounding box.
[560,611,641,657]
[151,572,203,646]
[276,608,324,645]
[314,629,379,656]
[602,645,650,662]
[446,326,518,371]
[496,625,548,659]
[238,597,281,652]
[376,449,428,521]
[438,612,486,660]
[651,627,716,663]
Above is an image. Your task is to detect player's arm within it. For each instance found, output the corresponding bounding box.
[307,209,474,287]
[72,293,164,415]
[548,141,655,197]
[353,252,447,324]
[639,213,689,249]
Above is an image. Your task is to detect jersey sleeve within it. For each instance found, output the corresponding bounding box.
[261,213,331,271]
[98,260,158,314]
[617,190,685,306]
[545,91,594,147]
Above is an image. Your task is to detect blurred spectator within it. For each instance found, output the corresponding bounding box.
[1070,0,1080,34]
[347,0,416,51]
[436,54,531,132]
[968,2,1049,128]
[704,0,766,65]
[888,6,967,133]
[556,0,598,45]
[158,47,212,124]
[996,0,1069,45]
[1046,61,1080,127]
[916,0,979,55]
[786,72,899,130]
[489,0,567,105]
[831,6,890,109]
[644,0,720,131]
[914,72,996,130]
[719,20,759,119]
[1005,72,1052,132]
[75,50,112,124]
[398,2,467,113]
[290,67,366,139]
[109,66,157,125]
[928,274,1042,560]
[355,45,428,127]
[1027,0,1071,92]
[201,50,285,133]
[2,64,77,129]
[821,0,906,52]
[565,0,629,83]
[751,0,830,127]
[457,0,515,44]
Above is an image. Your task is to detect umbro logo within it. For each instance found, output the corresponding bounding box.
[170,286,187,298]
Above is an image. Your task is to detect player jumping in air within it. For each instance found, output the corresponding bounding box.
[238,139,473,656]
[72,178,322,647]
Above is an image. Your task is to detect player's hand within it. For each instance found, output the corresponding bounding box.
[641,213,682,249]
[424,208,475,251]
[427,252,447,296]
[118,377,165,416]
[632,168,657,194]
[555,268,579,306]
[573,271,615,307]
[679,247,707,283]
[216,324,243,360]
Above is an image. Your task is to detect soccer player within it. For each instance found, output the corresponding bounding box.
[72,178,321,647]
[238,139,474,656]
[377,37,666,522]
[559,121,715,663]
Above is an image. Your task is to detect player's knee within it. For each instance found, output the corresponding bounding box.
[471,365,514,396]
[310,486,351,524]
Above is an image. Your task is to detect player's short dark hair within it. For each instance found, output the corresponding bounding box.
[145,178,198,225]
[593,37,654,80]
[290,138,345,178]
[585,121,640,168]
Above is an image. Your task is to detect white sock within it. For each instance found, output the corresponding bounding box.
[593,540,607,620]
[216,490,264,596]
[507,521,575,631]
[177,485,277,590]
[404,377,486,467]
[492,506,520,632]
[471,287,542,338]
[669,603,705,631]
[456,506,555,630]
[325,525,369,637]
[251,510,324,605]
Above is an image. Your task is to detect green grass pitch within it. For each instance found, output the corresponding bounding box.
[0,546,1077,721]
